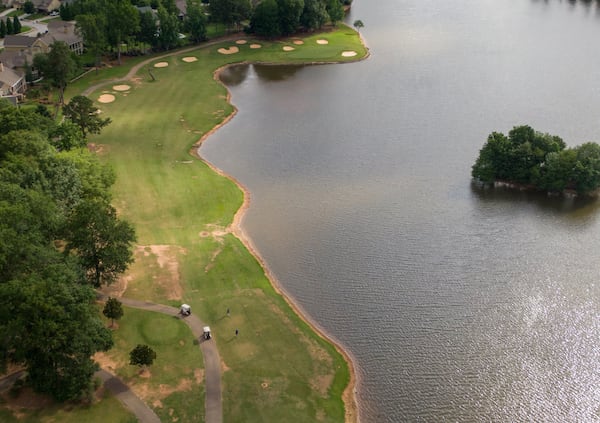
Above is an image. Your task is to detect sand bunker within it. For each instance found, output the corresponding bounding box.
[341,51,358,57]
[182,56,198,63]
[293,40,304,45]
[113,84,131,91]
[98,94,115,103]
[236,39,247,44]
[283,46,295,51]
[217,46,239,55]
[316,39,329,45]
[154,62,169,68]
[250,44,262,49]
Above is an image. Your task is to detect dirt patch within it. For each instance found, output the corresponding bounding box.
[154,61,169,68]
[194,368,204,384]
[135,245,185,301]
[250,44,262,49]
[217,46,239,55]
[94,351,126,373]
[1,387,53,411]
[98,94,115,103]
[153,399,164,408]
[316,39,329,44]
[341,51,358,57]
[310,374,334,397]
[87,143,110,155]
[132,378,193,404]
[282,46,295,51]
[221,360,230,373]
[113,84,131,91]
[182,56,197,63]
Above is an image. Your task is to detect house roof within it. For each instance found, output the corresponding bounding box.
[42,21,82,47]
[0,64,24,94]
[0,50,33,69]
[3,35,38,48]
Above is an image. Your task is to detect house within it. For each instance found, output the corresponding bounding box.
[42,20,84,55]
[10,0,61,12]
[0,35,50,71]
[2,35,50,56]
[0,61,26,102]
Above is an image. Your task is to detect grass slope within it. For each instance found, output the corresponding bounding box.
[87,25,366,422]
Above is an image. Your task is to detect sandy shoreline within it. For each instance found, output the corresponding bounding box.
[189,62,363,423]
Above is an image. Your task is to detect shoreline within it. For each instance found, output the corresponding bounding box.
[189,58,366,423]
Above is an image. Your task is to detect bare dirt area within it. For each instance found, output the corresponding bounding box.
[137,245,185,300]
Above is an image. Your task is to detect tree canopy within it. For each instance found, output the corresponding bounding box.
[0,99,135,401]
[472,125,600,195]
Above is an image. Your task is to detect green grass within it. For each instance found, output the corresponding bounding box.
[0,390,136,423]
[6,9,24,17]
[101,306,205,422]
[82,25,364,422]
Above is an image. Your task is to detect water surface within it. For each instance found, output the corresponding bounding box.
[202,1,600,421]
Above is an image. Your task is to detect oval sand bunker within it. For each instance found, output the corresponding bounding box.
[113,84,131,91]
[182,56,198,63]
[154,62,169,68]
[341,51,358,57]
[316,39,329,44]
[250,44,262,49]
[98,94,115,103]
[282,46,295,51]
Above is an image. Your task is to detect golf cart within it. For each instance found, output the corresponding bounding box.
[180,304,191,316]
[203,326,211,340]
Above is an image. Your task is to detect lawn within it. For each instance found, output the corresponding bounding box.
[84,24,366,422]
[0,389,136,423]
[97,306,205,422]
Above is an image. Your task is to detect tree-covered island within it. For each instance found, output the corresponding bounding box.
[472,125,600,195]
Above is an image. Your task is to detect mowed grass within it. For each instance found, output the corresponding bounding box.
[99,307,205,422]
[86,25,364,422]
[0,390,136,423]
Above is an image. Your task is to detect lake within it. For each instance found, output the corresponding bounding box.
[200,0,600,421]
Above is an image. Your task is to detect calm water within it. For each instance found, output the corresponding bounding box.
[201,1,600,421]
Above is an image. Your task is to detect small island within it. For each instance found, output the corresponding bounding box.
[472,125,600,196]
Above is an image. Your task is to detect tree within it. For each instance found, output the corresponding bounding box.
[156,6,180,50]
[24,1,35,14]
[129,344,156,368]
[76,14,107,72]
[138,10,158,50]
[63,95,111,139]
[65,198,136,287]
[301,0,328,31]
[276,0,304,35]
[326,0,344,25]
[0,267,113,401]
[6,16,13,35]
[12,16,21,34]
[33,42,77,106]
[573,142,600,194]
[49,120,87,151]
[353,19,364,32]
[103,297,124,327]
[0,20,6,38]
[250,0,280,38]
[184,0,207,43]
[105,0,140,65]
